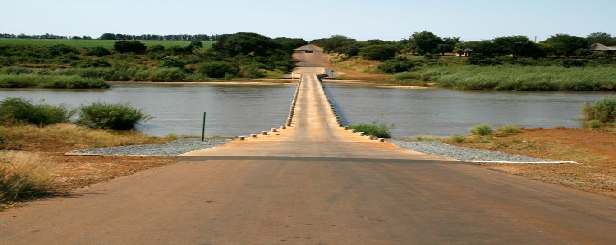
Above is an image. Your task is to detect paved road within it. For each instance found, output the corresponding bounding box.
[1,48,615,244]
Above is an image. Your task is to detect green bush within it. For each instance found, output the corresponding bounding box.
[586,120,603,129]
[583,97,616,124]
[470,124,493,136]
[449,134,466,143]
[497,124,522,134]
[148,68,187,82]
[359,44,398,61]
[160,56,184,68]
[379,58,417,73]
[0,97,73,126]
[114,41,147,54]
[198,61,239,78]
[0,74,109,89]
[86,47,111,56]
[348,123,392,138]
[78,103,150,130]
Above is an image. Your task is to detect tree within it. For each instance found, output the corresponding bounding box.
[587,32,615,45]
[359,44,398,61]
[198,61,239,78]
[311,35,358,55]
[273,37,308,53]
[212,32,278,57]
[493,36,543,58]
[409,31,443,55]
[113,41,147,54]
[543,34,589,56]
[435,37,460,55]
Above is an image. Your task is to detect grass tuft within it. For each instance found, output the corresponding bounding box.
[0,151,54,203]
[470,124,494,136]
[348,123,392,138]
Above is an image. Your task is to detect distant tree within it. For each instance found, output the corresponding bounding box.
[409,31,443,55]
[213,32,278,57]
[311,35,359,55]
[273,37,308,53]
[587,32,615,45]
[99,33,117,40]
[493,36,544,58]
[198,61,239,78]
[113,41,147,54]
[359,44,398,61]
[543,34,589,56]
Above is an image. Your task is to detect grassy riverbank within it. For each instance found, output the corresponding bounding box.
[396,65,616,91]
[0,74,109,89]
[0,124,176,207]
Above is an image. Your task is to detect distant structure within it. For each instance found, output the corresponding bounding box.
[591,43,616,54]
[294,44,324,54]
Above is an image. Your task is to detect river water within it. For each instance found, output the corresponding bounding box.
[325,84,611,136]
[0,83,611,137]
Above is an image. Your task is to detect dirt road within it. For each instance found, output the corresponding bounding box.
[1,48,615,244]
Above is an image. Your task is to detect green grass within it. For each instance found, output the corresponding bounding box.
[396,65,616,91]
[348,123,392,138]
[0,74,109,89]
[583,97,616,126]
[0,39,214,49]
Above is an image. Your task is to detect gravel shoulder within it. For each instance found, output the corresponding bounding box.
[69,138,228,156]
[393,140,551,163]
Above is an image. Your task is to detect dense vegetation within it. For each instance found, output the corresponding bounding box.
[0,74,108,89]
[313,31,616,91]
[348,123,392,138]
[0,97,149,130]
[0,32,306,84]
[583,97,616,127]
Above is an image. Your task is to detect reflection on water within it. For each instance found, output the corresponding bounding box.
[0,84,295,136]
[325,85,612,137]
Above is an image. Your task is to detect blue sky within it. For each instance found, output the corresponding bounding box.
[1,0,614,41]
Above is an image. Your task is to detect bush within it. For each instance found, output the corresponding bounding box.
[0,74,109,89]
[379,58,417,73]
[160,56,185,68]
[198,61,239,78]
[0,152,54,203]
[86,47,111,57]
[348,123,392,138]
[498,125,522,134]
[470,124,493,136]
[114,41,147,54]
[583,97,616,124]
[0,98,73,126]
[148,68,186,82]
[78,103,150,130]
[586,120,603,129]
[359,44,398,61]
[449,134,466,143]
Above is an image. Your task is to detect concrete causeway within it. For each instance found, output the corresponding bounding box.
[182,71,440,160]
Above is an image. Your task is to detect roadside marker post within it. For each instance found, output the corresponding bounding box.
[201,112,207,142]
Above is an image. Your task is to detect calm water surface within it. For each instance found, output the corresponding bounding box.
[0,84,295,136]
[325,85,612,137]
[1,83,611,137]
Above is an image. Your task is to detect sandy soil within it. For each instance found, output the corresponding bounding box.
[453,128,616,198]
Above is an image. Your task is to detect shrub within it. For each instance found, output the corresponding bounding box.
[78,103,150,130]
[586,120,603,129]
[0,74,109,89]
[86,47,111,57]
[148,68,186,82]
[47,44,79,56]
[470,124,493,136]
[160,56,185,68]
[583,97,616,124]
[359,44,398,61]
[449,134,466,143]
[114,41,147,54]
[0,152,54,203]
[198,61,239,78]
[0,98,73,126]
[239,64,266,78]
[379,58,417,73]
[498,124,522,134]
[348,123,392,138]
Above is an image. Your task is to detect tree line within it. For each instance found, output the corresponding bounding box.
[0,33,219,41]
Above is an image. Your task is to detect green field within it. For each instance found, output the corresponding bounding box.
[0,39,214,49]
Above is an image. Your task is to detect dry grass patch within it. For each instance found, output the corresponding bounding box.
[1,123,175,153]
[450,128,616,197]
[0,151,54,204]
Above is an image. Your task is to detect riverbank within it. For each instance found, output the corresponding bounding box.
[443,127,616,198]
[0,124,177,208]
